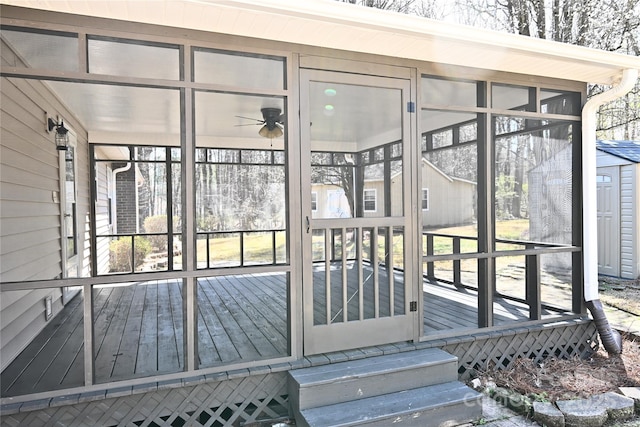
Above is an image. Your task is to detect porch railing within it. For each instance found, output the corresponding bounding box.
[422,232,582,321]
[197,229,286,269]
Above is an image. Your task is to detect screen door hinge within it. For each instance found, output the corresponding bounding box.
[407,101,416,113]
[410,301,418,312]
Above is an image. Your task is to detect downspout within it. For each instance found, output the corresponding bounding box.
[112,163,132,235]
[582,68,639,354]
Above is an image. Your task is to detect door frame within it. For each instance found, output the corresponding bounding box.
[299,68,420,355]
[59,131,81,304]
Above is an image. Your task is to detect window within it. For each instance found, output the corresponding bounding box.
[421,76,483,107]
[364,189,377,212]
[422,188,429,211]
[311,192,318,211]
[195,147,286,268]
[596,174,612,183]
[93,144,182,274]
[0,27,79,71]
[492,83,535,112]
[88,37,180,80]
[193,47,285,90]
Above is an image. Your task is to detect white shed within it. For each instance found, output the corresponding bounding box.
[596,140,640,279]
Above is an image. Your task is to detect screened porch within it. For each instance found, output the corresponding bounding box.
[0,257,576,398]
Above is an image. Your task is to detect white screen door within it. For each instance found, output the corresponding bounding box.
[300,70,415,355]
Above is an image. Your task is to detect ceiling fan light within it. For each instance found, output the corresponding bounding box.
[259,125,283,139]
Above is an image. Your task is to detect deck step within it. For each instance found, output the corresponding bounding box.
[289,348,459,411]
[297,381,483,427]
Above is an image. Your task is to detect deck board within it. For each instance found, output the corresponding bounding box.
[218,275,285,356]
[136,283,159,375]
[0,289,84,395]
[1,271,553,397]
[197,282,239,365]
[111,284,146,379]
[163,281,184,372]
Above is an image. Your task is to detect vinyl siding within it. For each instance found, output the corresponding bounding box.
[620,165,638,279]
[596,152,639,279]
[95,160,112,274]
[420,161,476,229]
[1,40,91,368]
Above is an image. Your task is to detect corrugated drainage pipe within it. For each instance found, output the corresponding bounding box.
[582,68,639,354]
[585,300,622,354]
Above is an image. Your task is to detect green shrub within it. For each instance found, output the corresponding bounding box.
[109,237,151,272]
[143,215,180,251]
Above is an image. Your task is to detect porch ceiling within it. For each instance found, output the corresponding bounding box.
[3,0,639,85]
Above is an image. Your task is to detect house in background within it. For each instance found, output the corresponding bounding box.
[419,158,476,229]
[596,140,640,279]
[313,158,476,228]
[1,1,639,426]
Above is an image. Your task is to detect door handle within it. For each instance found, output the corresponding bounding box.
[306,216,310,233]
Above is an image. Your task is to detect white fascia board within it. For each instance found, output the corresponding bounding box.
[2,0,639,84]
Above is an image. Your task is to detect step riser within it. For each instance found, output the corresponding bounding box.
[299,404,480,427]
[289,349,482,427]
[292,360,458,411]
[297,386,483,427]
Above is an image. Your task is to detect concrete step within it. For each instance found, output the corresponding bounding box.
[297,380,483,427]
[289,348,458,412]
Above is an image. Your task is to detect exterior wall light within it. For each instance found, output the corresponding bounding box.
[47,117,69,150]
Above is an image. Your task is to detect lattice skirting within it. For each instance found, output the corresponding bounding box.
[1,373,289,427]
[1,320,598,426]
[442,321,599,380]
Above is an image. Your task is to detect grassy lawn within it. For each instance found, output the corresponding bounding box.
[198,231,286,264]
[428,219,530,253]
[193,219,531,269]
[426,219,530,275]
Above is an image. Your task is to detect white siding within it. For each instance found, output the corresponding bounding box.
[620,165,638,279]
[95,160,112,274]
[1,40,91,368]
[420,161,476,228]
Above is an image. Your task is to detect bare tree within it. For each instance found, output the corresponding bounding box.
[400,0,640,139]
[336,0,417,13]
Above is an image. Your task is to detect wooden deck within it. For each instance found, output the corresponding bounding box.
[1,270,561,398]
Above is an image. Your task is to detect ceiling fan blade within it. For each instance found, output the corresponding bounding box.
[234,123,263,127]
[235,115,265,123]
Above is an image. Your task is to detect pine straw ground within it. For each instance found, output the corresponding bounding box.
[476,276,640,406]
[479,333,640,402]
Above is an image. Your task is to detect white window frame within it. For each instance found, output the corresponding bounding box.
[363,189,377,212]
[311,191,318,212]
[422,188,429,211]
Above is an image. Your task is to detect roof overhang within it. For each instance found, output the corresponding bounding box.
[2,0,639,85]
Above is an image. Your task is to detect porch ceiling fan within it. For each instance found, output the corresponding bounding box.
[235,107,285,139]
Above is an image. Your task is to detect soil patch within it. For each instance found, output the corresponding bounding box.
[477,333,640,404]
[600,277,640,316]
[477,276,640,402]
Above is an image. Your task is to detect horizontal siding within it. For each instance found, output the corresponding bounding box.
[1,42,91,369]
[0,288,64,372]
[422,163,475,228]
[95,162,112,274]
[620,165,638,279]
[78,138,92,277]
[0,216,59,236]
[0,130,62,281]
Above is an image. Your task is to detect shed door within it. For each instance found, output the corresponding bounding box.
[597,167,620,277]
[300,70,415,355]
